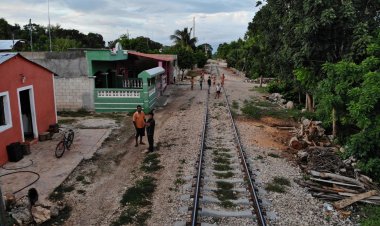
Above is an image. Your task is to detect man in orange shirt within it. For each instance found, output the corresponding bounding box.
[133,105,146,147]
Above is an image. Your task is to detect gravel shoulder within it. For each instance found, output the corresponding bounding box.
[147,80,207,225]
[221,64,354,226]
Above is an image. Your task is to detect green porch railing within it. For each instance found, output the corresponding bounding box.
[94,87,157,113]
[123,78,143,89]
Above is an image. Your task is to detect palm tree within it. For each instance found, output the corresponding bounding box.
[170,27,197,50]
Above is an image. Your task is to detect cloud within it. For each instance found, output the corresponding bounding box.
[0,0,258,51]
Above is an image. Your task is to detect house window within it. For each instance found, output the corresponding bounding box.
[0,91,12,132]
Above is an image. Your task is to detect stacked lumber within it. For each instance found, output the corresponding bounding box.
[297,170,379,209]
[287,119,380,209]
[295,147,379,208]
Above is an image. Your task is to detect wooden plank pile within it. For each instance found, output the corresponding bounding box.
[288,119,380,209]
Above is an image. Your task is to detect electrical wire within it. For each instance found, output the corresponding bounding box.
[0,171,40,194]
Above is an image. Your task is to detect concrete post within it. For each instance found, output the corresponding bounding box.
[142,77,150,113]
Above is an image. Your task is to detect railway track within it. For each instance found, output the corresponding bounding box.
[188,64,267,226]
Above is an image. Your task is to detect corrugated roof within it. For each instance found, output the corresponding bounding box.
[0,40,22,50]
[145,67,165,76]
[0,52,17,64]
[128,51,176,62]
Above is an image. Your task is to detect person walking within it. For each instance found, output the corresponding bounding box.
[191,77,194,90]
[133,105,146,147]
[207,76,212,94]
[199,77,203,90]
[145,111,155,152]
[215,83,221,99]
[221,74,225,87]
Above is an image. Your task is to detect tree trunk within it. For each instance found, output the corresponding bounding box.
[298,90,301,104]
[306,93,313,112]
[259,75,263,88]
[332,108,337,139]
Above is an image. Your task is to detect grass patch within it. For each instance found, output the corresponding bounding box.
[180,159,186,164]
[359,205,380,226]
[76,175,85,182]
[265,183,286,193]
[58,118,77,125]
[232,100,239,109]
[57,108,90,117]
[255,155,264,160]
[273,176,291,186]
[120,176,156,207]
[218,102,225,107]
[140,153,163,173]
[214,189,237,201]
[215,181,237,209]
[216,181,234,190]
[48,185,75,201]
[111,207,152,226]
[268,153,280,158]
[241,99,315,121]
[77,189,86,195]
[174,178,185,186]
[213,156,231,164]
[265,176,291,193]
[214,164,233,171]
[250,86,267,93]
[216,148,230,152]
[41,205,72,226]
[214,171,234,179]
[213,151,232,158]
[220,200,236,208]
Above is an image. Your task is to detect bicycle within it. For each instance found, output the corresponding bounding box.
[55,129,75,158]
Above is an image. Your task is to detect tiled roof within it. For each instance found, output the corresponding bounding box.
[128,51,176,62]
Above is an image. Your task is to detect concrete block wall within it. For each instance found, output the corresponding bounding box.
[55,77,94,111]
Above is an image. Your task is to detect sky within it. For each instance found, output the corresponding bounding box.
[0,0,258,51]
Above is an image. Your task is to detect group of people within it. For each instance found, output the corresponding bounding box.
[133,73,226,152]
[132,105,155,153]
[191,73,225,99]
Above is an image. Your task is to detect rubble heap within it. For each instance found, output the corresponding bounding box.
[288,119,380,209]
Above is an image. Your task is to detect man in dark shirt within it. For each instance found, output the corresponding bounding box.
[145,111,156,152]
[207,76,212,94]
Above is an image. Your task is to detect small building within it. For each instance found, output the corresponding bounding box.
[21,44,178,112]
[0,53,57,164]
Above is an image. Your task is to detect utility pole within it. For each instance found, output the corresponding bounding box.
[29,19,33,51]
[48,0,52,52]
[0,186,8,226]
[193,17,195,38]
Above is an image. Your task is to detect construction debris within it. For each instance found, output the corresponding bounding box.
[289,118,380,209]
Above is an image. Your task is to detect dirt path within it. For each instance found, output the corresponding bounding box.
[57,85,199,225]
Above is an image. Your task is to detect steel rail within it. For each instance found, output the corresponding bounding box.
[219,64,267,226]
[190,91,209,226]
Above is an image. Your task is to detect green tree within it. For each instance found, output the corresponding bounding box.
[197,43,213,59]
[194,50,207,68]
[170,27,197,50]
[53,38,81,51]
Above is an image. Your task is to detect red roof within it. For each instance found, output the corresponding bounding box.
[128,51,176,62]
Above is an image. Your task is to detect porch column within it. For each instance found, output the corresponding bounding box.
[142,77,150,112]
